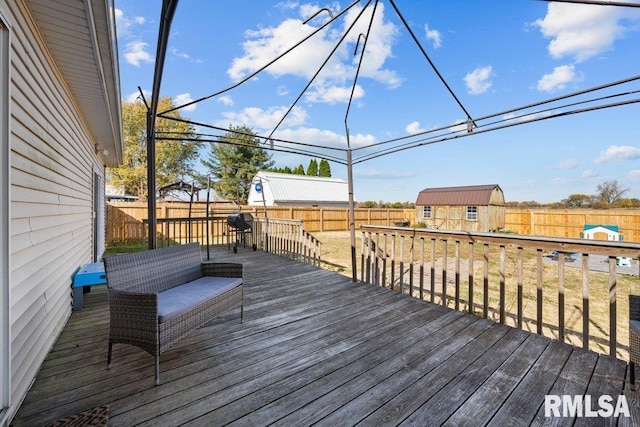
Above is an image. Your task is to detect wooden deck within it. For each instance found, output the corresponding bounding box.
[12,247,639,426]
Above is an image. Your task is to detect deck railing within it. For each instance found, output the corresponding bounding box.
[360,224,640,360]
[252,218,322,266]
[142,216,321,266]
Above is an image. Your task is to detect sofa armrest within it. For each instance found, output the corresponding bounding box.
[201,262,243,278]
[631,295,640,322]
[108,288,159,354]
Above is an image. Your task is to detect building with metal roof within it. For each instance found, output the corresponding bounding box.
[247,171,352,207]
[581,224,623,241]
[415,184,505,232]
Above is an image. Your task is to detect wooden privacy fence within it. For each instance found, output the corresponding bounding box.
[108,203,640,243]
[106,202,415,243]
[506,208,640,242]
[359,224,640,361]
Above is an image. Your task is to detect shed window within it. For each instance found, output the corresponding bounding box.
[422,206,432,219]
[466,206,478,221]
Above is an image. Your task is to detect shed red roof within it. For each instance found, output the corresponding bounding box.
[416,184,502,206]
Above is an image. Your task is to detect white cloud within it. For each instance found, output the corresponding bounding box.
[125,89,150,103]
[274,126,377,149]
[116,9,153,67]
[277,1,299,11]
[174,93,196,112]
[627,170,640,180]
[170,47,202,63]
[227,2,401,104]
[405,121,425,134]
[503,111,553,123]
[582,169,597,178]
[306,84,365,104]
[595,145,640,164]
[216,105,308,130]
[464,66,493,95]
[424,24,442,48]
[557,159,578,169]
[218,96,234,106]
[355,169,417,179]
[114,9,145,38]
[537,64,577,92]
[534,3,640,62]
[124,41,153,67]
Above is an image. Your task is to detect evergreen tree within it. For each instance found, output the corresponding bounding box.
[307,159,318,176]
[319,159,331,177]
[201,125,274,204]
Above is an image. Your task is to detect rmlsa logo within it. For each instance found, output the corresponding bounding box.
[545,395,630,418]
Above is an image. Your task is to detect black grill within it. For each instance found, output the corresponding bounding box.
[227,213,253,231]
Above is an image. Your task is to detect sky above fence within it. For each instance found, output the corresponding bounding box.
[114,1,640,204]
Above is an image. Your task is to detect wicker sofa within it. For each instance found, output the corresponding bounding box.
[103,243,243,385]
[631,295,640,390]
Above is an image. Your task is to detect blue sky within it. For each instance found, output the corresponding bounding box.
[114,0,640,203]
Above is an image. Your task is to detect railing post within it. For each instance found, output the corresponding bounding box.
[382,233,388,288]
[499,245,505,324]
[468,242,474,314]
[360,231,365,284]
[536,249,543,335]
[430,239,436,303]
[390,234,396,291]
[582,253,590,350]
[517,246,523,328]
[609,256,617,356]
[455,241,460,311]
[419,237,425,300]
[374,232,380,286]
[409,234,414,298]
[399,235,405,294]
[483,244,489,319]
[442,240,448,307]
[558,253,565,342]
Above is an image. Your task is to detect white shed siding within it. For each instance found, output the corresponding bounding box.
[6,0,104,412]
[248,171,351,207]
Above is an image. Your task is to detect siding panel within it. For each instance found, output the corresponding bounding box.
[7,0,104,414]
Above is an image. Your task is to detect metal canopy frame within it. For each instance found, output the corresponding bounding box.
[145,0,640,282]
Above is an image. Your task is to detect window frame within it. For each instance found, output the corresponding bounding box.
[466,206,478,221]
[422,205,432,219]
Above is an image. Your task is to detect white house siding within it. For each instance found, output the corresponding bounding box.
[5,0,105,414]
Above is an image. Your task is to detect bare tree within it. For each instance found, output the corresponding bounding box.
[595,180,628,206]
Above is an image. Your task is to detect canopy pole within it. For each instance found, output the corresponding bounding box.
[147,0,179,249]
[347,149,357,282]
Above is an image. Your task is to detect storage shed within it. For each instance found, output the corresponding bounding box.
[247,171,352,207]
[415,184,505,232]
[581,224,623,241]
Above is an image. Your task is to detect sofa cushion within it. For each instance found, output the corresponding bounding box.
[157,276,242,323]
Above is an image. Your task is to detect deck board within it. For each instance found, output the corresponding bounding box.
[11,247,636,426]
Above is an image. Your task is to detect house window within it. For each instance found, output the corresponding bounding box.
[422,206,432,219]
[466,206,478,221]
